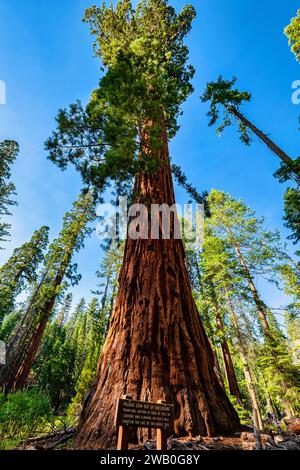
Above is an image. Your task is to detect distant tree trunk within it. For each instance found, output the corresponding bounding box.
[211,289,243,406]
[0,193,93,393]
[202,313,227,392]
[225,226,270,334]
[227,299,263,430]
[194,270,226,391]
[228,106,299,175]
[212,348,226,391]
[75,124,240,449]
[227,226,296,416]
[260,373,279,418]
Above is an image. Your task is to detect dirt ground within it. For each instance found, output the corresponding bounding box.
[20,429,300,451]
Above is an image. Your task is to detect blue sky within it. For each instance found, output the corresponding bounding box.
[0,0,299,315]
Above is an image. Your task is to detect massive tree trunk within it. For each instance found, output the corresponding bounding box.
[75,124,240,449]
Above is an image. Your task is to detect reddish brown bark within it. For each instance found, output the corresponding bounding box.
[75,125,240,449]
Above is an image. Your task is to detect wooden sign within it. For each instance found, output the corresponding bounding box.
[115,396,174,451]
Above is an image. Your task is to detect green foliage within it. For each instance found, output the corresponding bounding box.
[0,140,19,247]
[65,298,86,338]
[200,189,300,415]
[34,321,77,412]
[56,293,73,327]
[171,164,210,215]
[274,157,300,244]
[274,158,300,185]
[0,192,96,395]
[282,187,300,244]
[284,9,300,62]
[285,313,300,367]
[46,1,196,190]
[257,322,300,416]
[0,389,52,449]
[69,295,110,414]
[0,226,49,325]
[230,399,252,426]
[25,191,95,327]
[280,262,300,317]
[0,309,22,342]
[36,292,109,415]
[201,76,252,144]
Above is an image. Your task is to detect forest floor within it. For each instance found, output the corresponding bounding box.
[19,429,300,451]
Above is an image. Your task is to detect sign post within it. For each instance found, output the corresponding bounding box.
[115,395,174,451]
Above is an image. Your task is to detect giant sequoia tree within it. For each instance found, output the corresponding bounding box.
[47,0,240,449]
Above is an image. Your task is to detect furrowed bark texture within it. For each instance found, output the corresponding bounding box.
[75,126,240,449]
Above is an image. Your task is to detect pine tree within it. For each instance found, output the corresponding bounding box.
[201,76,300,244]
[280,261,300,316]
[226,298,263,430]
[0,308,22,343]
[0,226,49,325]
[207,189,300,416]
[285,313,300,367]
[56,293,73,327]
[199,234,244,406]
[70,305,89,383]
[207,189,288,334]
[0,140,19,247]
[201,76,300,183]
[0,191,95,393]
[47,0,240,448]
[70,298,108,414]
[284,9,300,63]
[34,318,77,412]
[185,221,266,425]
[95,240,124,325]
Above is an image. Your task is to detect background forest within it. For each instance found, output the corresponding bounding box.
[0,0,299,450]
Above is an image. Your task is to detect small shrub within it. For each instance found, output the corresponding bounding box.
[0,389,52,449]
